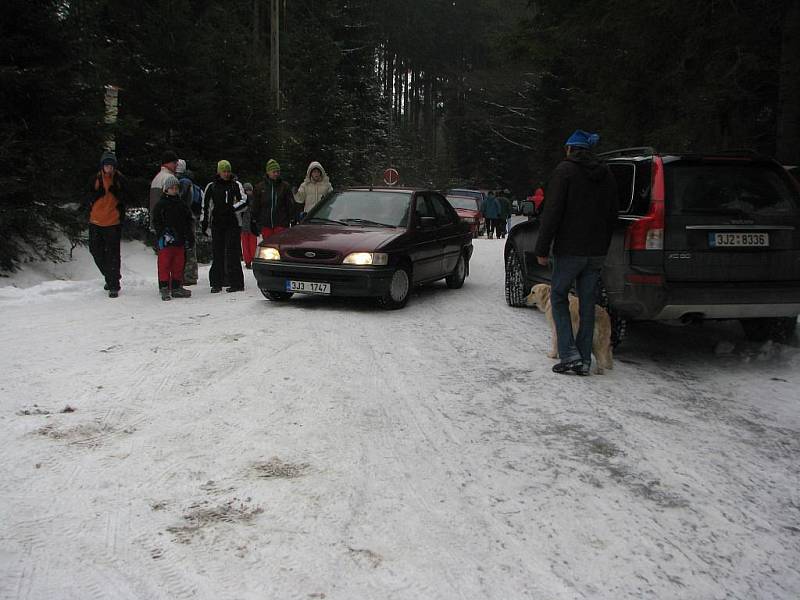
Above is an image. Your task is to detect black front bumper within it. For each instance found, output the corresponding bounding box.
[252,260,394,297]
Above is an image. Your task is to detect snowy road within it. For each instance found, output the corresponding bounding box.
[1,237,799,599]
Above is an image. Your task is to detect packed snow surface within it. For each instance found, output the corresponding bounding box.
[1,237,799,599]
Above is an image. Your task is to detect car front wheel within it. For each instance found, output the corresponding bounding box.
[377,266,411,309]
[740,316,797,343]
[445,254,467,289]
[505,247,527,307]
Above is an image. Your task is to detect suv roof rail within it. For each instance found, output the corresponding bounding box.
[596,146,657,158]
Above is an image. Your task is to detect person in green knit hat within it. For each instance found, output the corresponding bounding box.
[251,158,296,240]
[200,159,248,293]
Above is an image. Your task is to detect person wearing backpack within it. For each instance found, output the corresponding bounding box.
[176,159,202,285]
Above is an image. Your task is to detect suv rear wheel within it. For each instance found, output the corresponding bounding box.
[740,317,797,343]
[505,248,527,307]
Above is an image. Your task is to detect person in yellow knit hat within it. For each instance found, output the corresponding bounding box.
[84,150,131,298]
[200,160,248,293]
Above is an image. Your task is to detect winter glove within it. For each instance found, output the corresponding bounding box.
[250,220,259,236]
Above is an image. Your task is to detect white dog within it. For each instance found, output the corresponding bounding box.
[526,283,613,374]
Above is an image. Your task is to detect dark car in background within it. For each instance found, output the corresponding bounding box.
[446,194,483,238]
[253,188,474,309]
[505,148,800,343]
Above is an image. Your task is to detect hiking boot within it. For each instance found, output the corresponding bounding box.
[210,287,222,293]
[183,280,198,286]
[160,288,172,301]
[226,286,244,293]
[171,286,192,298]
[245,263,252,269]
[552,359,583,375]
[108,290,119,298]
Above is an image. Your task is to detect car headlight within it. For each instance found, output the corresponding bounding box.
[342,252,388,266]
[256,246,281,261]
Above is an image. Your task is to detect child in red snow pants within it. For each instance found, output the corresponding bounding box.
[158,246,185,288]
[241,231,258,267]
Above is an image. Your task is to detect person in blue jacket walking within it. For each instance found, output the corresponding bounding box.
[481,191,501,239]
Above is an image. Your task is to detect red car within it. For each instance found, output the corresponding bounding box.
[252,188,474,309]
[446,194,483,238]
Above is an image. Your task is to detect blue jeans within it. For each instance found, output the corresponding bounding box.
[550,255,605,365]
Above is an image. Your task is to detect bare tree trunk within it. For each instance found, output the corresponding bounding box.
[270,0,280,110]
[777,0,800,164]
[424,74,433,150]
[394,58,402,124]
[403,64,410,127]
[253,0,261,59]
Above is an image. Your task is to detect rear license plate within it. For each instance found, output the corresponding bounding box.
[708,232,769,247]
[285,280,330,294]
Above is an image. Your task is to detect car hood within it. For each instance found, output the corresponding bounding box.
[265,224,405,255]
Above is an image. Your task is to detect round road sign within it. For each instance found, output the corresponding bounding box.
[383,168,399,186]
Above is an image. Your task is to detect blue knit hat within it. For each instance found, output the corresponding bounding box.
[565,130,600,149]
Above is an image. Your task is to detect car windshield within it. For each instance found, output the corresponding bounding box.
[447,196,479,211]
[666,163,800,216]
[309,190,411,227]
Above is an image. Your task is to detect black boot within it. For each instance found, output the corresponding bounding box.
[171,280,192,298]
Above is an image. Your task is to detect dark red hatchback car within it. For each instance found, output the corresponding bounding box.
[252,188,474,308]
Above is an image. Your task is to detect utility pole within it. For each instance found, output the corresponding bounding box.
[270,0,280,110]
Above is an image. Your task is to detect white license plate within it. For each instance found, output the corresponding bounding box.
[285,280,330,294]
[709,232,769,247]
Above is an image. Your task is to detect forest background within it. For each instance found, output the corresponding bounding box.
[1,0,799,270]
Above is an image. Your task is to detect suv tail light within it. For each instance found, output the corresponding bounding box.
[625,156,665,250]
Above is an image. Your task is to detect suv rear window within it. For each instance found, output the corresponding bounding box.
[665,162,799,216]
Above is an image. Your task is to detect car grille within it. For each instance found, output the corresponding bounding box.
[285,248,339,260]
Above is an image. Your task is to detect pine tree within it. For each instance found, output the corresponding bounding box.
[0,0,104,271]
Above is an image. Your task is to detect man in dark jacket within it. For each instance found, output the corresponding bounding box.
[85,150,131,297]
[535,130,619,376]
[252,158,295,240]
[201,160,248,293]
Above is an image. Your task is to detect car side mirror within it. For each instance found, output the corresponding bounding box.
[521,201,535,216]
[419,216,437,228]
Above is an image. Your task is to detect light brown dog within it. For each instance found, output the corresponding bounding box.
[525,283,614,374]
